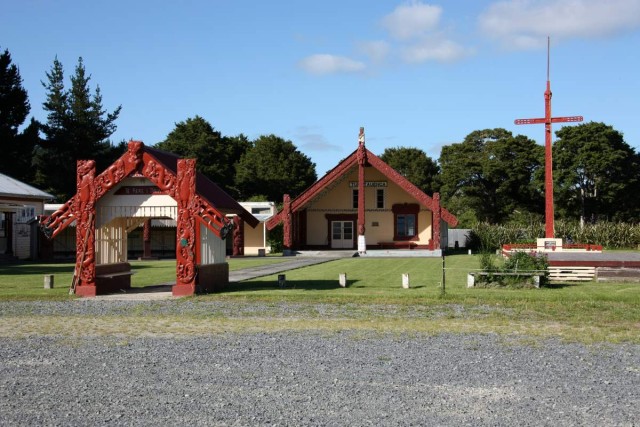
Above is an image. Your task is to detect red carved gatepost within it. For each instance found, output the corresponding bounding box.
[173,158,198,296]
[357,127,367,253]
[282,194,292,251]
[73,160,98,297]
[432,192,441,250]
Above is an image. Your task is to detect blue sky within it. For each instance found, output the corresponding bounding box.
[3,0,640,176]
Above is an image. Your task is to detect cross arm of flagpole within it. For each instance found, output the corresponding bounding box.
[515,115,583,125]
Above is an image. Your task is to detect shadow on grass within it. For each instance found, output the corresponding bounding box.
[0,264,74,275]
[545,282,579,289]
[225,279,360,292]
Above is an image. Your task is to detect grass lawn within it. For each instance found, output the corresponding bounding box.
[1,255,638,343]
[0,257,291,299]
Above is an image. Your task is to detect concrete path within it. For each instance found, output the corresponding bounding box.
[229,257,338,282]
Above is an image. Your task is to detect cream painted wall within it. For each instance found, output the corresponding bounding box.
[200,222,225,265]
[96,177,177,228]
[303,167,434,246]
[244,223,268,255]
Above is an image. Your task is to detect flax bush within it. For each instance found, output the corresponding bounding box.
[476,251,549,289]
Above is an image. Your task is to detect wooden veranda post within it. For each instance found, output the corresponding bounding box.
[515,37,583,238]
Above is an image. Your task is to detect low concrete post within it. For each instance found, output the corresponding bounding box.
[339,273,347,287]
[44,274,54,289]
[533,275,541,288]
[278,274,286,288]
[467,273,475,288]
[402,273,410,289]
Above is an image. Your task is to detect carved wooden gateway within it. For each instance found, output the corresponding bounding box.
[41,141,257,297]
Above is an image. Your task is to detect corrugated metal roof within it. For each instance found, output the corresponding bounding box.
[0,173,54,200]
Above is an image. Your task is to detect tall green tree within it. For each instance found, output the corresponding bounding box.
[155,116,250,197]
[438,128,544,226]
[235,134,317,201]
[553,122,640,222]
[379,147,439,194]
[0,48,35,182]
[33,57,122,201]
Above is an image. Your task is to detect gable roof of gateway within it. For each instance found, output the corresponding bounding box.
[143,146,259,228]
[267,146,458,229]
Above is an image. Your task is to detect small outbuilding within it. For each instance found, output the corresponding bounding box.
[0,172,53,260]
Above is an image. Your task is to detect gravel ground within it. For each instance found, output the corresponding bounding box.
[1,301,639,426]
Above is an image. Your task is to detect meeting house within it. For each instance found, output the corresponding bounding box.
[267,128,458,253]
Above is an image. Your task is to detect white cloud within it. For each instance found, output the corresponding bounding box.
[479,0,640,49]
[401,37,472,63]
[356,40,391,63]
[298,54,366,75]
[295,127,342,152]
[381,1,442,40]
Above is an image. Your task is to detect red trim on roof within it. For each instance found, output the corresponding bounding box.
[366,151,458,227]
[144,146,259,228]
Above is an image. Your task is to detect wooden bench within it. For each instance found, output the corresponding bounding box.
[548,266,595,282]
[95,262,135,293]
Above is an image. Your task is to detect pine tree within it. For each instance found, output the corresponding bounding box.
[0,48,34,181]
[34,57,122,201]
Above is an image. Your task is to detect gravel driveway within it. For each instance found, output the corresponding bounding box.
[1,319,638,426]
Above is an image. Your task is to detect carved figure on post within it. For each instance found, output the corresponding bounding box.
[75,160,97,289]
[175,159,197,290]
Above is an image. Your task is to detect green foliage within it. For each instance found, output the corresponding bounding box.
[438,128,544,225]
[475,251,549,288]
[33,57,122,201]
[479,251,498,272]
[504,251,548,273]
[155,116,250,198]
[0,48,35,182]
[467,222,530,251]
[554,122,640,222]
[235,134,317,201]
[379,146,438,193]
[267,223,284,254]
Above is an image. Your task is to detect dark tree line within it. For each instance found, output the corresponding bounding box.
[1,47,637,224]
[0,48,124,201]
[155,116,317,202]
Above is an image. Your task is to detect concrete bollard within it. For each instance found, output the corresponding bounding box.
[467,273,475,288]
[44,274,54,289]
[339,273,347,287]
[402,273,410,289]
[278,274,286,288]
